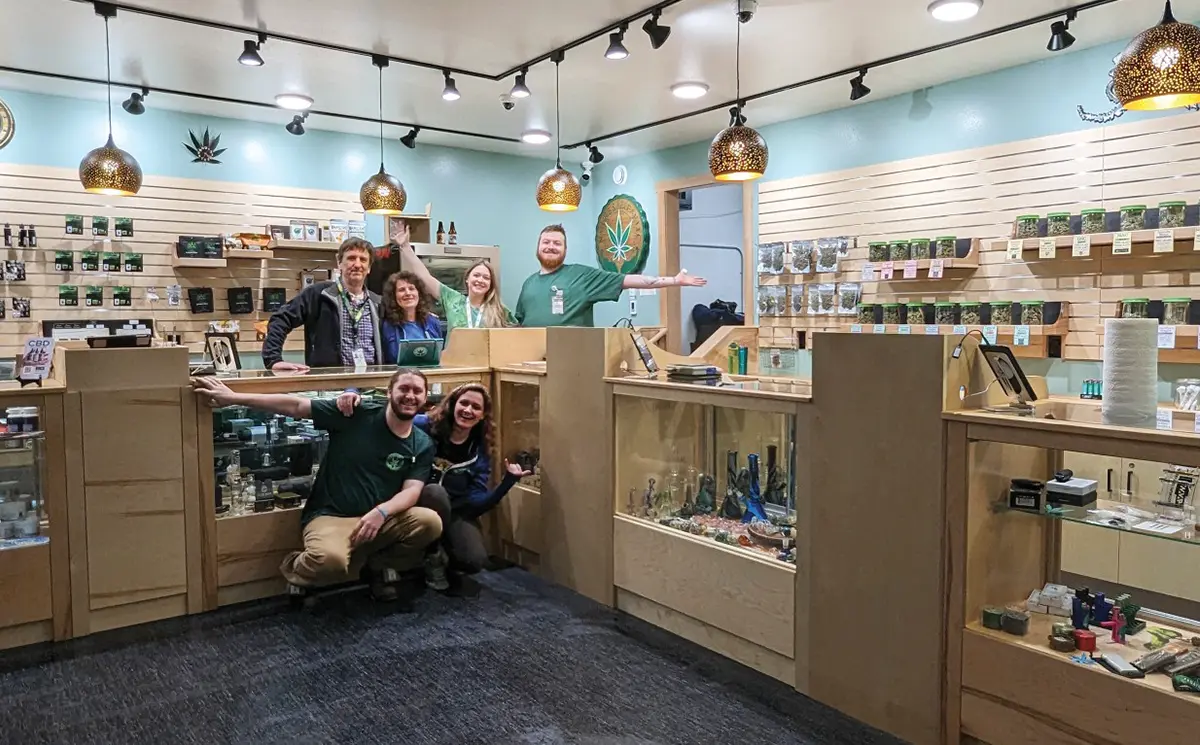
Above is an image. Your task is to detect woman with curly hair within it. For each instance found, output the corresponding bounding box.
[379,271,444,363]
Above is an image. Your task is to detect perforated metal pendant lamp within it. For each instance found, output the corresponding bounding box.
[80,12,142,196]
[1115,1,1200,111]
[708,6,767,181]
[360,58,408,214]
[537,57,580,212]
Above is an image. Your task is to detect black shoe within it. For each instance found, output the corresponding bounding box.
[446,572,482,598]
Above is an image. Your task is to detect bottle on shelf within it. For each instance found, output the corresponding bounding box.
[28,225,37,247]
[3,223,10,248]
[436,221,446,245]
[448,221,458,245]
[17,225,26,248]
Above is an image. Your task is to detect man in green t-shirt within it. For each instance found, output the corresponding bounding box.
[514,224,707,328]
[191,369,440,602]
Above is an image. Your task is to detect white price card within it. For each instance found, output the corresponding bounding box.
[1072,234,1091,257]
[1013,325,1031,346]
[983,325,998,344]
[898,325,911,335]
[903,259,918,279]
[1006,240,1024,261]
[880,262,894,280]
[929,259,945,279]
[1038,238,1057,259]
[1154,229,1175,253]
[873,324,885,334]
[952,325,968,336]
[1158,325,1177,349]
[925,325,940,336]
[18,337,54,381]
[1112,231,1133,255]
[850,324,863,334]
[1194,230,1200,251]
[1194,415,1200,434]
[1134,519,1184,535]
[1156,408,1174,431]
[861,263,877,281]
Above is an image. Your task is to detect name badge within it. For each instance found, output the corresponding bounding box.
[352,348,367,372]
[551,287,564,316]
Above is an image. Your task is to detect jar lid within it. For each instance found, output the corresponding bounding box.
[1159,201,1188,207]
[910,237,930,243]
[859,302,875,307]
[1020,300,1045,305]
[1080,208,1106,215]
[1017,214,1040,220]
[1121,298,1150,303]
[1163,297,1192,302]
[1047,212,1071,218]
[935,301,956,307]
[961,301,981,307]
[882,302,901,307]
[1120,205,1147,211]
[936,236,957,241]
[889,239,909,244]
[868,241,886,246]
[989,300,1010,305]
[906,302,924,308]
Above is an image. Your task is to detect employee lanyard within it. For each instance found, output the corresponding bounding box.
[466,304,483,329]
[338,280,368,328]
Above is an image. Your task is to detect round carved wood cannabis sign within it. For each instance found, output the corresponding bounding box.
[595,194,650,275]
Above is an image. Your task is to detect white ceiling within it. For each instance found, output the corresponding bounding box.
[0,0,1174,159]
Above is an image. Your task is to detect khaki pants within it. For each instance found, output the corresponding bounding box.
[280,507,442,587]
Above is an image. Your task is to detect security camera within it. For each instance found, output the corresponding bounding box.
[581,160,594,185]
[499,93,515,111]
[737,0,757,23]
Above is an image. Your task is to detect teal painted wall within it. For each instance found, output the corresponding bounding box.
[0,86,595,313]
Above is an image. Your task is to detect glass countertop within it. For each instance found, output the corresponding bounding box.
[214,364,487,380]
[1013,496,1200,549]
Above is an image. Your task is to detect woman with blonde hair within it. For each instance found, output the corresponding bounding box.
[387,223,515,330]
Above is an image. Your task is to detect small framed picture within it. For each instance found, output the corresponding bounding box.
[204,332,241,374]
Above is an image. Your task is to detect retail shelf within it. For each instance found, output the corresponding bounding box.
[268,239,339,252]
[224,249,275,260]
[1008,495,1200,548]
[215,504,303,522]
[172,256,227,268]
[869,239,982,278]
[992,226,1200,257]
[826,316,1069,358]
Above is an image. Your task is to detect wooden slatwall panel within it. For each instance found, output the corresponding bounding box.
[0,163,363,358]
[756,110,1200,360]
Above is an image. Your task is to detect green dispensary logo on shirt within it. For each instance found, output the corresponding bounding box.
[386,453,410,471]
[595,194,650,275]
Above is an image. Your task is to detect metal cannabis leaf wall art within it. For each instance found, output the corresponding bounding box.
[183,128,227,164]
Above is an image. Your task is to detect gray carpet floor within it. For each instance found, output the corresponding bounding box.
[0,568,906,745]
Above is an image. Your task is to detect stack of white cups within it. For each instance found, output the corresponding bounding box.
[1102,318,1158,426]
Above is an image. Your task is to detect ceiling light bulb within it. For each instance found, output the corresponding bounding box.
[927,0,982,22]
[521,129,552,145]
[606,29,629,60]
[238,39,264,67]
[671,82,709,99]
[511,72,531,99]
[274,93,314,111]
[442,71,460,101]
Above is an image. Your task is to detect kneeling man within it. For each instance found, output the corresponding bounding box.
[192,369,441,601]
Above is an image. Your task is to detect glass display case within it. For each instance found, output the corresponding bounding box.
[0,403,47,550]
[498,378,540,492]
[613,391,798,565]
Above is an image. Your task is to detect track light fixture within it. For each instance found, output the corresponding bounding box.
[441,70,460,101]
[1047,9,1077,52]
[510,69,531,99]
[727,106,747,127]
[606,25,630,60]
[122,86,148,115]
[587,143,605,164]
[285,113,307,135]
[642,10,672,49]
[238,33,267,66]
[400,126,420,149]
[849,69,871,101]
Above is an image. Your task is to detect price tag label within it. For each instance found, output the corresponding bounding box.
[880,262,894,280]
[983,325,998,344]
[1112,231,1133,255]
[903,260,918,279]
[898,325,911,335]
[1158,325,1177,349]
[1194,415,1200,434]
[1072,234,1091,257]
[873,324,885,334]
[929,258,945,279]
[1157,408,1174,431]
[850,324,863,334]
[1154,229,1175,253]
[1193,230,1200,251]
[925,325,940,335]
[861,263,877,281]
[1007,240,1024,261]
[1013,325,1031,346]
[1038,238,1057,259]
[953,325,968,335]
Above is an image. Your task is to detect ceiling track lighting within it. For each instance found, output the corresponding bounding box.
[709,4,767,182]
[928,0,983,23]
[642,9,672,49]
[238,33,267,66]
[849,68,871,101]
[400,126,420,149]
[1115,0,1200,111]
[1048,9,1077,52]
[510,69,531,99]
[441,69,460,101]
[360,55,407,215]
[79,2,142,196]
[587,143,605,164]
[537,51,581,212]
[606,25,630,60]
[285,112,307,135]
[122,86,148,115]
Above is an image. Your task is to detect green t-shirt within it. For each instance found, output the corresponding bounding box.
[439,282,517,330]
[514,264,625,327]
[301,399,436,525]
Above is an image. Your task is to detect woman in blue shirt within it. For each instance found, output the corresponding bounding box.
[380,271,444,364]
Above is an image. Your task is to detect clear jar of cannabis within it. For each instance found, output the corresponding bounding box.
[1159,201,1187,229]
[857,304,875,324]
[1015,215,1040,239]
[1080,208,1107,234]
[1164,298,1191,325]
[889,240,911,262]
[1119,205,1146,231]
[882,303,902,325]
[906,303,926,325]
[868,242,888,262]
[935,302,956,325]
[910,238,931,261]
[989,301,1012,325]
[935,236,957,258]
[960,302,981,325]
[1121,298,1149,319]
[1047,212,1072,236]
[1020,300,1045,326]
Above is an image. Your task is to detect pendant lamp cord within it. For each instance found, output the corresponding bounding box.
[377,64,384,167]
[104,15,113,138]
[555,60,562,168]
[735,4,741,104]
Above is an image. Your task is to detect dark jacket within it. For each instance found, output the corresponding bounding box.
[414,414,518,518]
[262,281,383,369]
[380,316,445,364]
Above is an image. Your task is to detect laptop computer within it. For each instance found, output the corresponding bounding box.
[396,338,442,367]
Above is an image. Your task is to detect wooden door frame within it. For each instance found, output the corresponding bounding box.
[656,175,755,354]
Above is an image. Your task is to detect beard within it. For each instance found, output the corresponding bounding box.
[538,252,564,271]
[389,399,418,421]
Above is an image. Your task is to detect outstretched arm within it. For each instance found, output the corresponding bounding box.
[621,270,707,291]
[390,227,441,301]
[191,377,312,419]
